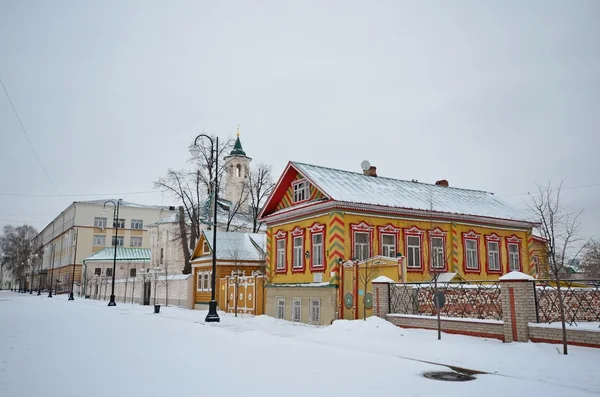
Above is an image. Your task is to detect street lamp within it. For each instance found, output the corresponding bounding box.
[69,229,79,301]
[102,199,122,307]
[189,133,220,323]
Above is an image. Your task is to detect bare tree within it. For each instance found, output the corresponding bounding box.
[121,263,132,303]
[0,225,38,290]
[177,206,192,274]
[528,180,588,355]
[161,264,171,307]
[222,181,251,232]
[154,137,234,265]
[580,239,600,279]
[247,163,275,233]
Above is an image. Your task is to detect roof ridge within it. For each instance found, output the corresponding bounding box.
[291,161,492,195]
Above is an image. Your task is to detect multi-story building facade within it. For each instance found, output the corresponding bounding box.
[32,200,176,294]
[258,161,548,325]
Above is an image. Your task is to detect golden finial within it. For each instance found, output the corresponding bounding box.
[236,124,240,137]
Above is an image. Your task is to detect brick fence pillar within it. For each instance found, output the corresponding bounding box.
[499,272,537,342]
[372,277,393,318]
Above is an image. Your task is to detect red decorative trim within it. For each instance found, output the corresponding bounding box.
[462,230,481,274]
[506,235,523,273]
[350,222,374,260]
[308,222,326,272]
[291,227,306,273]
[354,263,359,320]
[530,338,600,349]
[274,230,287,274]
[509,287,518,341]
[394,324,504,341]
[376,287,380,317]
[403,226,425,273]
[378,224,401,257]
[485,234,503,274]
[428,228,448,272]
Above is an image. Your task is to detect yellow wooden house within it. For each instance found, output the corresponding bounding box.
[190,229,267,314]
[258,161,547,325]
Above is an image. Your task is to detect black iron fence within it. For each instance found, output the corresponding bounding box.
[533,280,600,326]
[389,280,503,321]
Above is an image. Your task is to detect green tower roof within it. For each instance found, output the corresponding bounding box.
[230,136,246,156]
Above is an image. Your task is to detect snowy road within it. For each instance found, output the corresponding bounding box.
[1,291,598,397]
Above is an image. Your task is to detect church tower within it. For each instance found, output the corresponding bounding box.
[223,126,252,213]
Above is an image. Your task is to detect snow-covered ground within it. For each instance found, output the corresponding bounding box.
[1,291,598,397]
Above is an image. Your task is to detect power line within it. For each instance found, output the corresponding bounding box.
[0,190,159,197]
[497,182,600,198]
[0,77,61,197]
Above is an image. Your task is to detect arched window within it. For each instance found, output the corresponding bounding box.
[235,164,242,177]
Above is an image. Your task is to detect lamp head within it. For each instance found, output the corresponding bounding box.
[189,145,201,159]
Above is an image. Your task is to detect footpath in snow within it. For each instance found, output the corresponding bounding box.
[1,291,599,397]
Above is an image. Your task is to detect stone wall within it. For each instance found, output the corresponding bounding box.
[375,272,600,348]
[387,314,504,341]
[529,324,600,348]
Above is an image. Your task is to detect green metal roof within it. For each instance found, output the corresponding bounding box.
[229,136,246,156]
[83,247,151,263]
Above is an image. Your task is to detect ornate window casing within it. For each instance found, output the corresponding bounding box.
[292,179,310,203]
[429,228,448,272]
[485,234,502,274]
[197,270,212,292]
[351,222,374,261]
[291,227,306,272]
[462,230,481,273]
[308,223,325,272]
[274,230,288,273]
[506,235,522,272]
[404,226,425,272]
[378,224,401,258]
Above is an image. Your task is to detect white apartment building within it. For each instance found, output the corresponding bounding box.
[32,200,176,293]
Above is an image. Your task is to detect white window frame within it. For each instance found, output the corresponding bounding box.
[291,297,301,322]
[508,243,520,271]
[130,236,142,247]
[487,241,500,271]
[292,180,309,203]
[381,234,396,258]
[94,217,107,228]
[309,298,320,325]
[113,218,125,229]
[131,219,143,230]
[111,236,124,246]
[465,239,479,270]
[293,236,303,269]
[93,235,105,246]
[276,297,285,319]
[276,239,286,270]
[354,232,370,261]
[197,271,212,292]
[407,235,421,269]
[311,233,324,268]
[430,236,445,269]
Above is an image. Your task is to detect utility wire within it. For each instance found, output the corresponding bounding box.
[1,77,61,196]
[0,190,160,197]
[497,182,600,197]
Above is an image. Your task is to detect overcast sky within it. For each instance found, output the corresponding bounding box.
[1,1,599,246]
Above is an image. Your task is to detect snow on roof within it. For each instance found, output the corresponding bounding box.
[83,248,151,263]
[196,230,266,261]
[372,276,394,283]
[292,162,534,223]
[435,272,465,283]
[76,199,174,210]
[499,271,535,281]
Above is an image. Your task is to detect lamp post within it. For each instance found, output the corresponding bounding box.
[48,244,55,298]
[69,229,79,301]
[189,133,220,323]
[102,199,122,306]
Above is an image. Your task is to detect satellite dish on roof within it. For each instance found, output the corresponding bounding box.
[360,160,371,171]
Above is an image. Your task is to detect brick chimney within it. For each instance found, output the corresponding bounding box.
[363,166,377,177]
[435,179,449,187]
